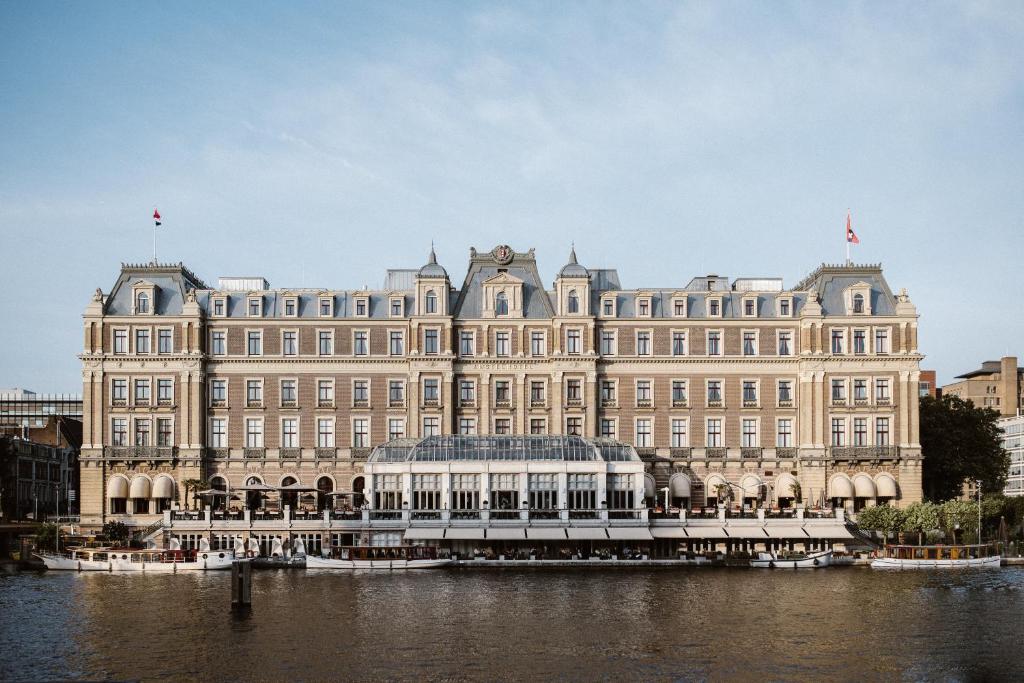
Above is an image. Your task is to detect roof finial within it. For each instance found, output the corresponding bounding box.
[569,242,578,265]
[428,242,437,265]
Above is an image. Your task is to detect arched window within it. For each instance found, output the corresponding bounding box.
[281,476,298,510]
[495,292,509,316]
[316,476,334,511]
[852,293,864,314]
[352,476,366,508]
[567,290,579,314]
[210,476,228,511]
[425,290,437,314]
[245,476,263,511]
[136,292,149,314]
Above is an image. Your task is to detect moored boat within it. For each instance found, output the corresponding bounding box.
[306,545,452,570]
[750,549,832,568]
[34,547,234,571]
[870,544,1001,569]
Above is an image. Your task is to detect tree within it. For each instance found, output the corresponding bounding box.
[182,478,209,510]
[939,500,979,544]
[789,481,802,504]
[714,483,731,506]
[856,504,905,544]
[102,520,129,546]
[901,501,941,545]
[920,395,1009,502]
[35,522,59,551]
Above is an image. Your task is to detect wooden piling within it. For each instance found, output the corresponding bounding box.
[231,560,251,608]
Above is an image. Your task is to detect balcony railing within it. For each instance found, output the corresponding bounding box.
[635,399,653,408]
[246,400,262,408]
[777,399,793,408]
[854,397,870,406]
[830,446,898,459]
[707,399,723,408]
[635,447,657,460]
[600,398,617,408]
[831,397,847,406]
[742,399,758,408]
[411,510,442,520]
[422,398,440,408]
[280,448,301,459]
[876,396,891,405]
[706,447,727,459]
[671,399,688,408]
[775,447,798,459]
[315,448,337,460]
[741,447,763,459]
[112,398,127,407]
[369,510,403,520]
[459,399,476,409]
[350,448,371,460]
[244,447,266,459]
[494,399,512,409]
[352,399,369,408]
[157,397,174,406]
[330,510,362,521]
[318,399,334,408]
[669,447,692,459]
[530,399,547,408]
[210,398,227,408]
[281,400,297,408]
[207,448,229,459]
[565,398,583,408]
[389,399,405,409]
[103,446,178,460]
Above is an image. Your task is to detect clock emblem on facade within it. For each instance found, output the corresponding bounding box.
[492,244,514,264]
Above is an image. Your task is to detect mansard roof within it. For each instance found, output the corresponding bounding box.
[795,263,898,316]
[451,246,555,319]
[103,262,207,316]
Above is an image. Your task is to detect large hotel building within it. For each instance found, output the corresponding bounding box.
[78,245,924,534]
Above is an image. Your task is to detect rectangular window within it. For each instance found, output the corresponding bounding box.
[112,379,127,403]
[248,298,261,317]
[112,418,127,446]
[876,378,891,402]
[459,418,476,435]
[706,419,722,447]
[354,331,368,356]
[854,379,868,402]
[352,419,369,447]
[134,419,151,446]
[778,380,792,404]
[672,331,687,356]
[600,418,616,439]
[320,298,332,316]
[742,380,758,405]
[566,417,582,436]
[390,299,403,317]
[707,380,722,405]
[389,380,404,406]
[423,379,439,402]
[601,380,617,404]
[600,330,617,355]
[317,419,334,448]
[459,380,475,405]
[875,417,890,446]
[780,299,791,316]
[211,330,226,356]
[388,418,405,440]
[831,329,845,354]
[209,418,226,448]
[134,379,150,404]
[638,299,650,316]
[776,419,792,447]
[853,329,866,355]
[352,380,369,404]
[566,379,582,402]
[566,329,581,355]
[742,331,757,356]
[602,298,614,316]
[874,328,889,354]
[778,330,792,356]
[113,329,128,354]
[281,379,297,406]
[494,418,511,435]
[245,418,263,448]
[707,330,721,356]
[355,299,367,316]
[422,417,440,437]
[530,330,545,356]
[831,418,846,446]
[530,381,545,405]
[673,299,686,317]
[636,331,651,356]
[495,331,510,357]
[319,331,333,356]
[494,380,510,403]
[832,379,846,402]
[636,380,652,405]
[671,380,687,406]
[284,299,296,316]
[210,379,227,406]
[318,380,334,407]
[389,331,404,356]
[213,298,225,316]
[744,299,756,317]
[158,329,172,354]
[282,331,298,356]
[281,418,298,448]
[567,473,597,510]
[424,329,439,355]
[528,474,558,511]
[853,418,868,446]
[135,329,151,354]
[157,379,173,403]
[709,299,720,316]
[530,418,546,435]
[460,331,475,356]
[246,380,262,407]
[671,419,688,448]
[247,331,262,356]
[741,419,758,447]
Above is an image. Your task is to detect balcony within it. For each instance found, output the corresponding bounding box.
[315,447,337,460]
[742,399,759,408]
[669,447,692,459]
[634,447,657,461]
[280,447,301,459]
[352,399,369,408]
[600,398,617,408]
[529,399,546,409]
[210,398,227,408]
[775,447,798,459]
[707,399,723,408]
[830,446,898,460]
[671,399,688,408]
[317,400,334,409]
[388,399,406,409]
[243,447,266,459]
[741,447,763,459]
[876,396,891,406]
[112,398,127,407]
[103,446,178,460]
[777,399,793,408]
[494,398,512,409]
[635,399,653,409]
[134,398,151,407]
[350,447,371,460]
[459,399,476,409]
[157,397,174,407]
[281,399,297,408]
[565,397,583,408]
[246,400,263,409]
[706,447,727,459]
[422,398,440,408]
[207,448,229,459]
[854,397,870,406]
[831,397,847,407]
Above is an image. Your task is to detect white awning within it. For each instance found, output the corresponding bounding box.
[774,474,799,500]
[404,528,447,540]
[152,476,174,499]
[129,476,151,499]
[606,527,654,540]
[678,526,727,539]
[566,528,610,540]
[107,476,128,499]
[705,474,727,498]
[828,476,854,499]
[643,475,656,499]
[444,528,486,540]
[803,523,854,539]
[876,474,898,498]
[487,528,527,540]
[852,475,876,498]
[525,528,568,540]
[650,527,690,539]
[763,525,810,539]
[670,475,691,498]
[739,475,763,497]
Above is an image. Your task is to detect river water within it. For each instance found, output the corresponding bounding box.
[2,566,1023,682]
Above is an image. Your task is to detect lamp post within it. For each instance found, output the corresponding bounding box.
[660,486,670,513]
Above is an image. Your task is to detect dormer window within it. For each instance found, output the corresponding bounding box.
[136,292,150,314]
[778,297,792,317]
[567,290,579,314]
[212,297,226,317]
[355,297,368,317]
[425,290,437,314]
[853,293,864,314]
[390,298,403,317]
[672,297,686,317]
[601,296,615,317]
[844,283,872,315]
[319,297,333,317]
[495,292,509,316]
[247,297,262,317]
[708,297,722,317]
[743,298,757,317]
[637,298,651,317]
[284,297,297,317]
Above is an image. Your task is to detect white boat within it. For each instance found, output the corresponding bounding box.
[750,550,832,568]
[34,547,234,571]
[306,545,453,570]
[870,544,1001,569]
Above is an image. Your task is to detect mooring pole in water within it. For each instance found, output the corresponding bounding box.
[231,560,252,608]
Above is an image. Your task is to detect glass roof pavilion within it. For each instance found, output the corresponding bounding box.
[368,435,640,463]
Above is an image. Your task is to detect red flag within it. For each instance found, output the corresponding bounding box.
[153,209,161,227]
[846,211,859,244]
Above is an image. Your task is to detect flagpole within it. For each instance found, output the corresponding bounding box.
[153,221,157,264]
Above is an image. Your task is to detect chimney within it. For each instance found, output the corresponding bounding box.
[1000,356,1018,417]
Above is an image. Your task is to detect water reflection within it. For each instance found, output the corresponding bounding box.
[2,568,1023,681]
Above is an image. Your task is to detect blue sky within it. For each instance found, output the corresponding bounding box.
[1,1,1022,392]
